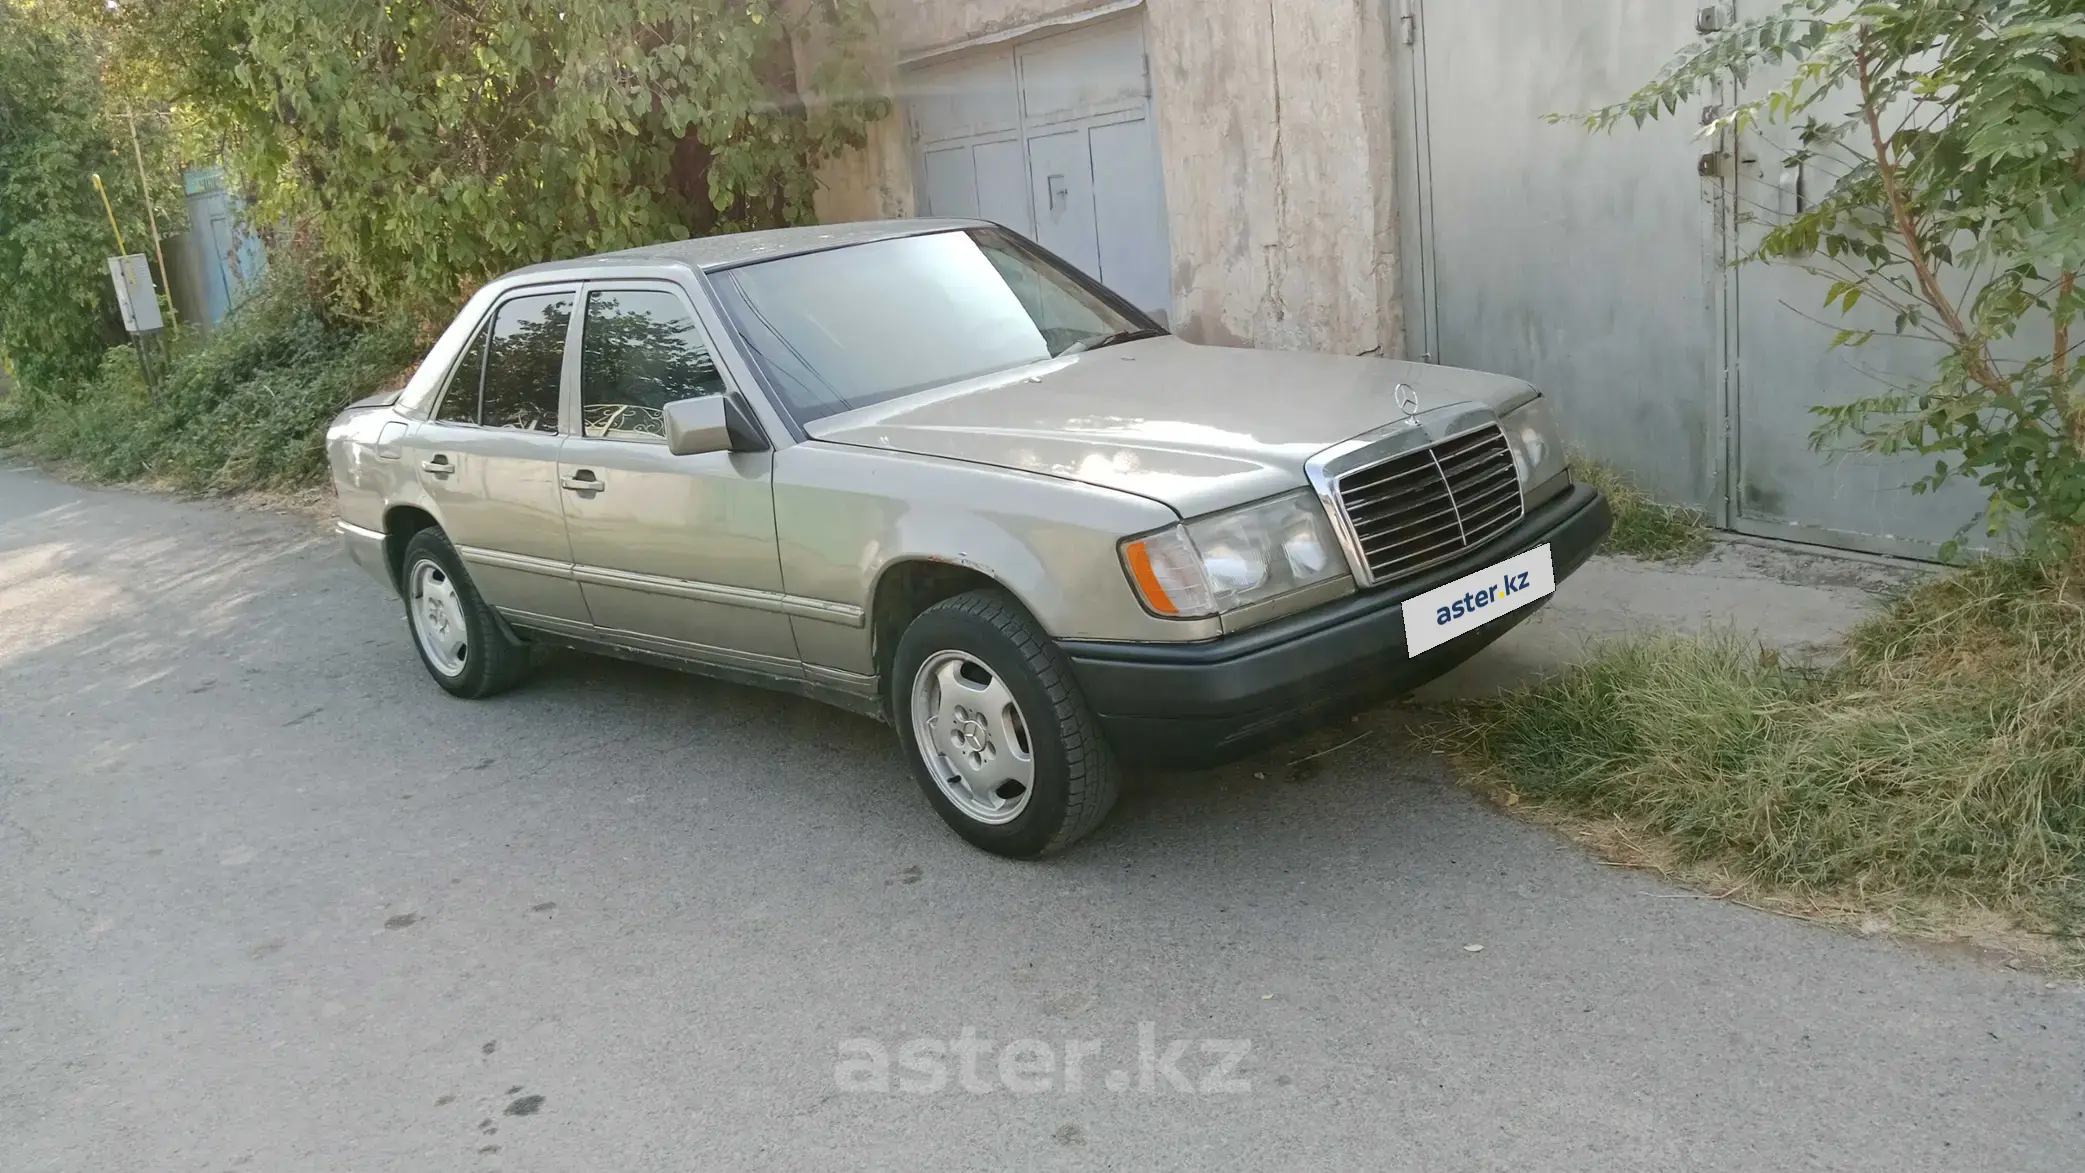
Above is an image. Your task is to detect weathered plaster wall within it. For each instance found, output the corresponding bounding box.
[1144,0,1400,354]
[803,0,1402,357]
[891,0,1130,56]
[787,0,916,223]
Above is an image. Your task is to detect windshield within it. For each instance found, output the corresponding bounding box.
[711,228,1158,423]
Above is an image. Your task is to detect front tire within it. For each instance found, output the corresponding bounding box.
[400,527,530,699]
[891,590,1121,858]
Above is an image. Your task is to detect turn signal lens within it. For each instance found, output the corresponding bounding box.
[1120,526,1213,618]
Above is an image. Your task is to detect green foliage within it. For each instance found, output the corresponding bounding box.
[0,2,170,394]
[103,0,890,321]
[0,262,420,491]
[1436,553,2085,922]
[1570,455,1714,561]
[1576,1,2085,558]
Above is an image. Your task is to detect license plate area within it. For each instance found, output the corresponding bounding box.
[1400,544,1557,657]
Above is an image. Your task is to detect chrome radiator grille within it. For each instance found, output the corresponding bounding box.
[1333,425,1524,583]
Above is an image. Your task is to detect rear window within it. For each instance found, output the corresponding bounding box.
[433,322,488,424]
[479,293,571,432]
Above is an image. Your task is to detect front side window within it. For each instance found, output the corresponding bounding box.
[579,289,725,440]
[713,228,1157,424]
[479,292,572,433]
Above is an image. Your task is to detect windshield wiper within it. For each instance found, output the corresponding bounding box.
[1057,327,1166,357]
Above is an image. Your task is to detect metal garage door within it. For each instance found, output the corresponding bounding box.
[1393,0,1987,558]
[905,15,1172,323]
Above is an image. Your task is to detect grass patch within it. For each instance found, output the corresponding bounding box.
[1433,553,2085,943]
[1572,456,1713,562]
[0,266,420,494]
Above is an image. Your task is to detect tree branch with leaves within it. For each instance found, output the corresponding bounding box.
[92,0,891,323]
[1573,0,2085,558]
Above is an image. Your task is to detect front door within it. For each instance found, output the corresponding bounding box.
[406,287,588,623]
[555,283,800,676]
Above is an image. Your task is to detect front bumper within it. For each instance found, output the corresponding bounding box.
[1061,483,1612,766]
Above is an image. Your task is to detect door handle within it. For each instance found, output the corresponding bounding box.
[420,456,454,475]
[560,472,605,493]
[1780,161,1807,215]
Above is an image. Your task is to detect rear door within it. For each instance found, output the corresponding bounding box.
[406,288,589,623]
[555,282,801,675]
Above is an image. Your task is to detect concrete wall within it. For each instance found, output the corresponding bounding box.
[890,0,1128,54]
[788,0,917,224]
[803,0,1403,357]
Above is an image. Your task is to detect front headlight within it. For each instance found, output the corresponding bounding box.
[1501,395,1570,503]
[1119,491,1350,618]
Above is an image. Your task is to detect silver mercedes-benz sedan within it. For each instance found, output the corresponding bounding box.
[326,219,1611,857]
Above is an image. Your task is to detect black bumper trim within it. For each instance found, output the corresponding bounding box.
[1061,483,1612,765]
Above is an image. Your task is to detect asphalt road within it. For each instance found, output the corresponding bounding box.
[3,464,2081,1172]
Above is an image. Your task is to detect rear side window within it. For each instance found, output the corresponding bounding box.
[434,321,489,423]
[479,293,572,432]
[579,289,726,440]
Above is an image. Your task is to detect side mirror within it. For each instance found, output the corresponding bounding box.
[663,395,766,456]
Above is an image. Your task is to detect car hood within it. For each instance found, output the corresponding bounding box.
[803,336,1537,518]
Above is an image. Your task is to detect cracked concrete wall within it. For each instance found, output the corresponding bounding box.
[807,0,1403,357]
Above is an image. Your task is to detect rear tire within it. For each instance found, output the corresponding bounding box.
[400,527,530,699]
[891,589,1121,858]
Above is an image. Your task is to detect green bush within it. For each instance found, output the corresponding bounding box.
[103,0,889,321]
[0,4,172,392]
[0,266,420,493]
[1436,555,2085,923]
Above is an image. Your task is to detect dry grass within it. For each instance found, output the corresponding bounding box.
[1572,455,1714,562]
[1431,553,2085,964]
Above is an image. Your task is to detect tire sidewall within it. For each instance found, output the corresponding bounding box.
[892,606,1076,859]
[400,529,495,697]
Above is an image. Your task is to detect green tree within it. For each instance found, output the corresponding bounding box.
[1578,1,2085,556]
[0,1,166,396]
[101,0,889,322]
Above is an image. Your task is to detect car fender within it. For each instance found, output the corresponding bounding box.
[773,444,1221,676]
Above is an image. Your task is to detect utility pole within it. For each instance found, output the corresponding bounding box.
[90,173,129,254]
[90,173,158,395]
[127,109,178,333]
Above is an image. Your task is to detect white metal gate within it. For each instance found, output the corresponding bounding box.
[1395,0,1986,558]
[904,14,1173,323]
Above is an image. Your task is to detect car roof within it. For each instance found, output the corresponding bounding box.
[497,218,990,283]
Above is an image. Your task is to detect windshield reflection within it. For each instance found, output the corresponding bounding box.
[715,228,1159,424]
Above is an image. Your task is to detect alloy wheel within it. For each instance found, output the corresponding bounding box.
[407,558,469,677]
[909,650,1036,825]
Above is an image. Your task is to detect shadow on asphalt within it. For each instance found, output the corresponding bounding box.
[0,465,1481,886]
[511,641,1452,871]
